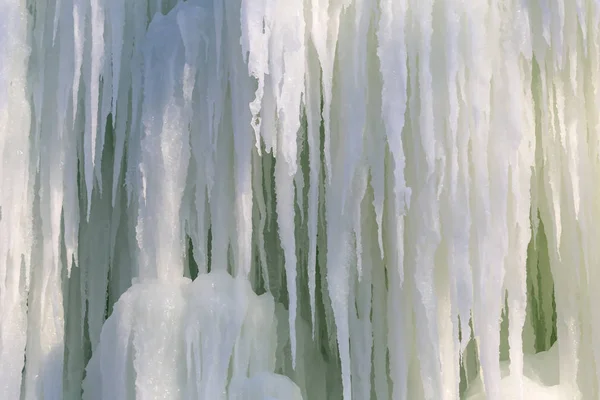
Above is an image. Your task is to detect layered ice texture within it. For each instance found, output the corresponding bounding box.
[0,0,597,398]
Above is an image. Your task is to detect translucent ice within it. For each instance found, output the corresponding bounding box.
[1,1,600,399]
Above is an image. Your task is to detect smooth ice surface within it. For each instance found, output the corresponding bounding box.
[1,0,600,399]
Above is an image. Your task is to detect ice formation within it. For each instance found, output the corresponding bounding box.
[0,0,598,398]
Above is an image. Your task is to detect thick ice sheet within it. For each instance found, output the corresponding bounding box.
[82,271,293,400]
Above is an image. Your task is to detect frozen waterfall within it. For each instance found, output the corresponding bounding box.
[0,0,597,398]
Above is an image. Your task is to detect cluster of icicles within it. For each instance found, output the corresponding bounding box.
[2,0,599,398]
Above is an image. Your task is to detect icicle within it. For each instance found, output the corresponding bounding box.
[110,0,135,207]
[310,0,343,185]
[223,0,255,278]
[72,0,87,127]
[0,1,32,397]
[377,0,410,271]
[56,0,80,276]
[304,32,321,334]
[108,1,125,123]
[240,0,270,153]
[84,0,105,216]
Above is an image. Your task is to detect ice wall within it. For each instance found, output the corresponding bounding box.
[0,0,598,399]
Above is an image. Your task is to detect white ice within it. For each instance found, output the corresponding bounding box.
[1,0,599,399]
